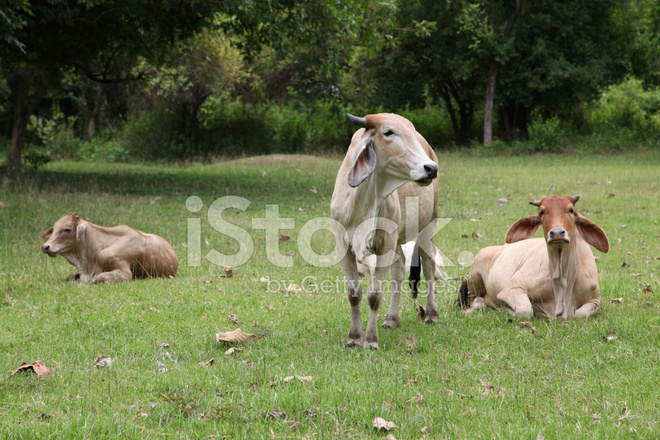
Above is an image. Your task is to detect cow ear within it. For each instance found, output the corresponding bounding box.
[76,223,86,241]
[576,215,609,253]
[505,215,542,243]
[347,137,376,187]
[43,227,53,240]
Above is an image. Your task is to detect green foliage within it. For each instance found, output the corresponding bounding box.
[587,77,660,144]
[527,114,564,152]
[21,146,51,169]
[27,112,81,160]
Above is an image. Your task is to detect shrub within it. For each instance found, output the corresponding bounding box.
[587,77,660,144]
[28,112,82,159]
[527,114,564,152]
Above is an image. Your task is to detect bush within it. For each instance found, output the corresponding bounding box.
[587,77,660,144]
[28,112,82,159]
[527,114,564,152]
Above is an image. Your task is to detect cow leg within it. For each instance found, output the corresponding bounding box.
[365,262,391,350]
[383,245,405,329]
[574,299,599,318]
[341,252,364,348]
[420,236,439,324]
[92,269,132,284]
[496,288,533,318]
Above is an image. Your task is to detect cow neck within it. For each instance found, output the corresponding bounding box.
[547,237,579,317]
[346,170,403,260]
[76,222,106,274]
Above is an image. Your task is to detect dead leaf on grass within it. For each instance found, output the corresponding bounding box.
[281,375,313,384]
[407,392,423,404]
[11,360,53,378]
[279,234,291,242]
[262,410,287,420]
[198,358,215,367]
[519,321,537,334]
[610,298,623,304]
[604,334,618,341]
[221,266,234,277]
[228,313,242,325]
[373,417,398,430]
[536,434,545,440]
[404,338,416,347]
[157,361,167,373]
[621,261,630,268]
[93,356,113,368]
[385,435,398,440]
[496,198,508,205]
[224,347,242,356]
[286,283,302,293]
[154,340,170,348]
[421,425,431,435]
[216,328,258,344]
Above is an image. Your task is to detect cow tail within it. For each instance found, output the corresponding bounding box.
[456,279,469,308]
[409,241,421,300]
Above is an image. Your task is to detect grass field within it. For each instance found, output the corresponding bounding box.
[1,150,659,439]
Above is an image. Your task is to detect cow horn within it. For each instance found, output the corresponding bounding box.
[529,200,541,207]
[571,195,580,205]
[346,113,369,128]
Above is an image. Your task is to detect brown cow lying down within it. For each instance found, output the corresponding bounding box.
[458,195,609,318]
[42,213,178,283]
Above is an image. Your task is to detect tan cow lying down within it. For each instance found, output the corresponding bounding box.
[42,213,178,283]
[458,196,609,318]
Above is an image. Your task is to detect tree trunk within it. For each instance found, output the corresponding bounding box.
[87,87,102,141]
[483,60,498,145]
[9,73,30,165]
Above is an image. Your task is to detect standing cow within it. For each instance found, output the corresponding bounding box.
[331,113,440,349]
[458,195,609,318]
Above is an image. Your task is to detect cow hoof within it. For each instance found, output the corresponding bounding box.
[346,339,363,348]
[424,316,439,324]
[382,320,399,329]
[365,341,379,350]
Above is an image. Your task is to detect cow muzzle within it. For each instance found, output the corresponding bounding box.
[41,243,58,257]
[414,163,438,186]
[547,228,569,248]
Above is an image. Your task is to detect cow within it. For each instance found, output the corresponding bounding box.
[331,113,440,349]
[458,195,609,318]
[41,213,179,283]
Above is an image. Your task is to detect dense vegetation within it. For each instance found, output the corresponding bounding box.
[1,0,659,164]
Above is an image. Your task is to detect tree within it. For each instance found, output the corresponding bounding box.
[362,0,635,144]
[217,0,405,103]
[1,0,217,165]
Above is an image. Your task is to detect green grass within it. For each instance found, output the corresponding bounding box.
[1,150,659,439]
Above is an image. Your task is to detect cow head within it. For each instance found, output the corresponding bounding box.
[346,113,438,188]
[42,213,86,257]
[505,195,609,253]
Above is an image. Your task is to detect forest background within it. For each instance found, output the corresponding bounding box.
[1,0,659,166]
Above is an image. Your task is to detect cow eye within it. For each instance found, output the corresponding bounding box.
[539,210,545,217]
[569,208,575,214]
[383,129,395,137]
[64,228,72,233]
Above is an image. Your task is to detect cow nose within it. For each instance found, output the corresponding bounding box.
[424,163,438,179]
[42,244,50,253]
[548,229,567,239]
